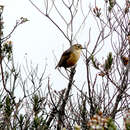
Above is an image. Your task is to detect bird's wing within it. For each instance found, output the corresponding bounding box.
[62,48,72,56]
[55,48,71,68]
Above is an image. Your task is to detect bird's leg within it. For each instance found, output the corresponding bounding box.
[65,64,77,76]
[71,65,77,73]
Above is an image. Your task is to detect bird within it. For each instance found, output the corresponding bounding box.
[55,44,85,69]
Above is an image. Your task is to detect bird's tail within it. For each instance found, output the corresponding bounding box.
[55,65,58,69]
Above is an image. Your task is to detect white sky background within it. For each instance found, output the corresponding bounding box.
[1,0,99,90]
[0,0,127,128]
[1,0,110,83]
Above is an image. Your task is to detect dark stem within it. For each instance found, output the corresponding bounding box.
[57,67,76,129]
[110,69,128,119]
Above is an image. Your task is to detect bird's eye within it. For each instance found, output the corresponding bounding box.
[77,45,81,48]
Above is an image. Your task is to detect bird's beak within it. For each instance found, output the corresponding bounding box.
[81,47,86,49]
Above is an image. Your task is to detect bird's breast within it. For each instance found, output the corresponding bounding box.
[66,50,81,67]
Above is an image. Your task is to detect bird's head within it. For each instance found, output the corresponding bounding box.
[72,44,85,50]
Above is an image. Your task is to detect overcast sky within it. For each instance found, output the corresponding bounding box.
[0,0,126,95]
[1,0,95,90]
